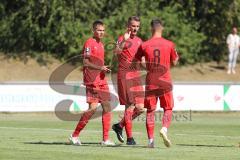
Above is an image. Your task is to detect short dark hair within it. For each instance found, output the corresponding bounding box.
[151,19,163,28]
[128,16,140,25]
[92,20,104,30]
[232,26,237,30]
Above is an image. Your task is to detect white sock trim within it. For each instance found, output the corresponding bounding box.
[149,138,154,143]
[162,127,168,133]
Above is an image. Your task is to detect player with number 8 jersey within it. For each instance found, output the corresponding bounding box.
[136,19,179,148]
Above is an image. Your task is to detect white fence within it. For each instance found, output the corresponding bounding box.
[0,82,239,112]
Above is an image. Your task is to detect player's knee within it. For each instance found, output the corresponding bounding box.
[135,104,145,114]
[101,101,111,112]
[88,103,98,112]
[138,108,145,114]
[103,108,111,113]
[126,104,135,110]
[147,108,155,113]
[164,108,172,112]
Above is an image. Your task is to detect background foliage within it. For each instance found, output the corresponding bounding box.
[0,0,240,65]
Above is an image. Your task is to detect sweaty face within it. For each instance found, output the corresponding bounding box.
[128,20,140,36]
[93,25,105,39]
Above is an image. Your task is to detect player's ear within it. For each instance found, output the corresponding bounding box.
[151,27,154,34]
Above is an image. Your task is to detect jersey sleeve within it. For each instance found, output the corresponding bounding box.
[170,43,179,61]
[82,40,92,59]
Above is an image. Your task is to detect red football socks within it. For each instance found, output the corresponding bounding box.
[162,109,172,128]
[72,110,95,137]
[146,109,155,139]
[132,107,142,121]
[119,115,125,128]
[124,109,134,138]
[102,111,112,141]
[119,107,141,128]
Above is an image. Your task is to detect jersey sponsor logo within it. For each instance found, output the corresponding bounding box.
[116,40,121,45]
[85,47,91,56]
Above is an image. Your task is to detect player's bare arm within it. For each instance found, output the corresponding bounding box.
[115,31,131,53]
[83,58,111,72]
[128,57,145,71]
[140,57,146,69]
[172,57,179,66]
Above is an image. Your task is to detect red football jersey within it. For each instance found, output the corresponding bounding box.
[82,38,107,85]
[116,35,142,78]
[137,37,178,82]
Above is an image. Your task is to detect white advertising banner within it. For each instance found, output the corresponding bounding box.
[173,85,223,111]
[0,83,239,112]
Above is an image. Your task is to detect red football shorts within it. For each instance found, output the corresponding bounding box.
[86,84,110,103]
[144,91,174,111]
[117,76,144,105]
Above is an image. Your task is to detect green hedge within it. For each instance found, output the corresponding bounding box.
[0,0,239,65]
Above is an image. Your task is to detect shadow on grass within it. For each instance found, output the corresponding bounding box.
[176,144,235,148]
[209,65,226,70]
[24,141,148,148]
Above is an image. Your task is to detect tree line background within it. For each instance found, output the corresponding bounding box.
[0,0,240,66]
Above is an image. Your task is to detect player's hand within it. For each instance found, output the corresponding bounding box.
[129,62,137,70]
[101,66,111,73]
[123,30,131,41]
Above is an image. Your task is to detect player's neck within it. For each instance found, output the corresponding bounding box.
[93,36,101,42]
[130,34,135,39]
[152,32,162,38]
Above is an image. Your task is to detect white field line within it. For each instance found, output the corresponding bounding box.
[0,126,142,134]
[1,127,239,139]
[0,126,72,132]
[175,133,240,139]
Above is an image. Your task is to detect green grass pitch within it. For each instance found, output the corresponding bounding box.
[0,111,239,160]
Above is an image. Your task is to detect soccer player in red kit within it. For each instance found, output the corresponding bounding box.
[112,16,145,145]
[69,20,115,146]
[136,19,179,148]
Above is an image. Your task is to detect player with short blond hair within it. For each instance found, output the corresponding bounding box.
[112,16,145,145]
